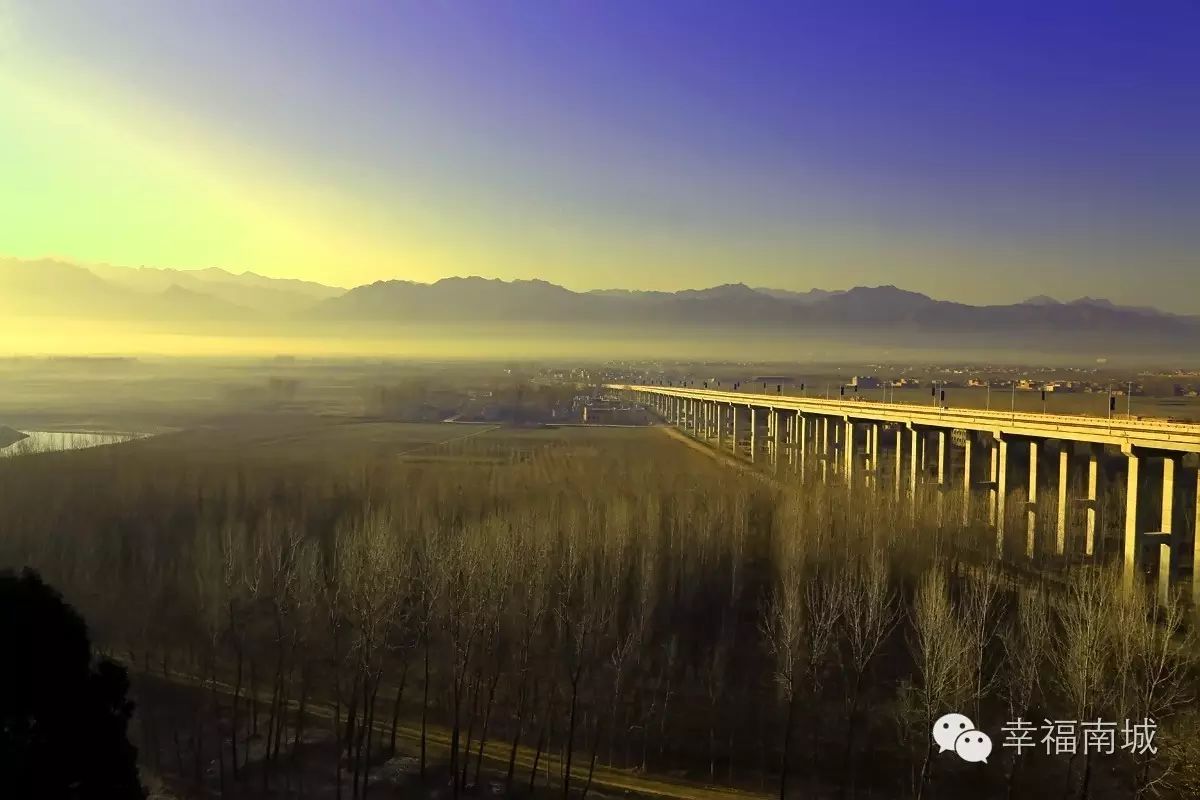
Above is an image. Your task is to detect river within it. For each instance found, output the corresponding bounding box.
[0,430,149,457]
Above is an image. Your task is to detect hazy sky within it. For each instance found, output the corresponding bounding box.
[1,1,1197,309]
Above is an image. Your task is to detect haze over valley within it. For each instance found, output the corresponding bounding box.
[4,257,1196,364]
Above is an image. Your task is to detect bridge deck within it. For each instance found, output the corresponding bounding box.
[608,385,1200,454]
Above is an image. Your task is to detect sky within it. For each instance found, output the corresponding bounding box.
[1,1,1198,310]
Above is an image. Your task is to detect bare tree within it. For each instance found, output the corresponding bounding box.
[504,521,551,793]
[762,538,844,800]
[1051,567,1117,799]
[900,567,971,800]
[1118,586,1198,797]
[340,508,409,799]
[960,560,1005,722]
[837,545,899,797]
[554,521,609,800]
[1000,587,1051,799]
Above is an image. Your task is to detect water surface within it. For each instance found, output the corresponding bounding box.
[0,430,148,457]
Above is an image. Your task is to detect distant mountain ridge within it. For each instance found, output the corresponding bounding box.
[1,258,1195,343]
[88,263,344,314]
[0,258,345,318]
[313,276,1197,338]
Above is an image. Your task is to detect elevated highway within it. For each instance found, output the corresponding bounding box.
[607,384,1200,600]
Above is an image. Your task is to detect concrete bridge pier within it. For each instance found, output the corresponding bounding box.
[1143,454,1180,602]
[1163,454,1177,535]
[1158,455,1179,604]
[865,421,875,484]
[771,409,782,473]
[1193,468,1200,612]
[1025,438,1040,559]
[731,405,741,456]
[1123,444,1140,594]
[837,420,846,477]
[782,410,796,472]
[796,412,808,478]
[935,430,947,488]
[781,410,793,471]
[987,438,1000,527]
[763,408,772,463]
[796,412,807,476]
[962,434,974,526]
[750,407,760,463]
[716,402,726,448]
[844,418,856,487]
[894,427,904,501]
[996,435,1009,555]
[820,417,831,483]
[1084,445,1101,556]
[869,422,881,489]
[1141,456,1200,609]
[933,429,948,522]
[1055,444,1069,555]
[908,425,921,502]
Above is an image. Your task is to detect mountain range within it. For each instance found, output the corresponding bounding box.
[1,257,1196,341]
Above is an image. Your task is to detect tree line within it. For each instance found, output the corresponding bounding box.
[1,427,1198,798]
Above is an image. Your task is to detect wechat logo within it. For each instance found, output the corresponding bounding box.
[934,713,992,764]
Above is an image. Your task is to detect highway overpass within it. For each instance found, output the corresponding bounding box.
[607,384,1200,600]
